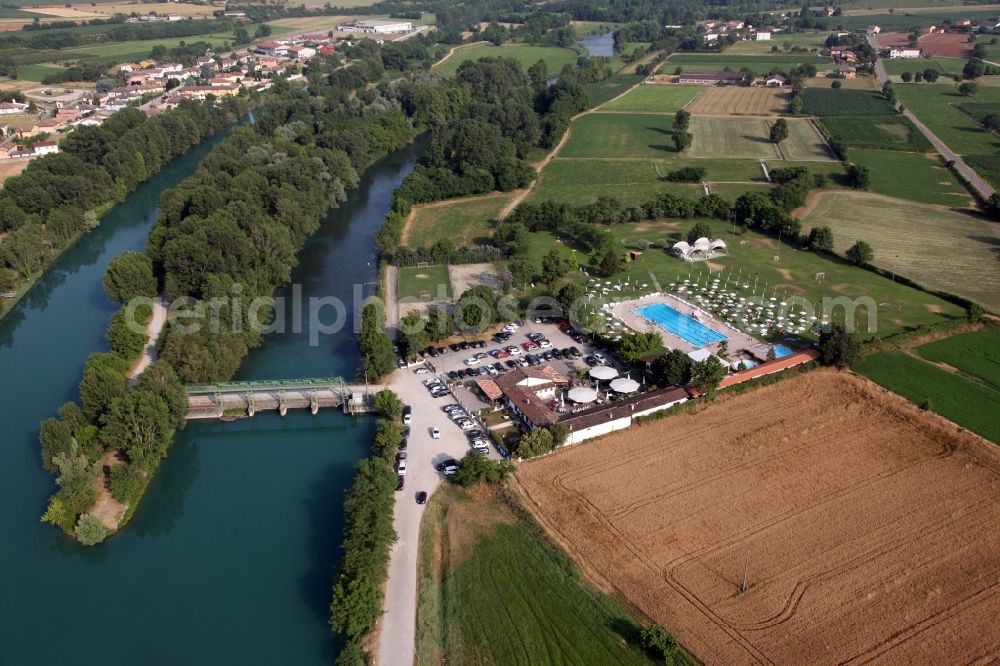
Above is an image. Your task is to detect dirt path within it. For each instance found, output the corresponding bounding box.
[90,451,128,530]
[384,264,398,340]
[431,41,489,70]
[127,296,167,384]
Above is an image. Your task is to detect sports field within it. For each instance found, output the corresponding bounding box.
[802,191,1000,311]
[895,84,1000,155]
[397,264,451,302]
[918,328,1000,391]
[559,113,677,158]
[848,148,968,205]
[403,194,513,248]
[415,484,662,666]
[685,86,789,116]
[817,114,932,151]
[434,43,580,76]
[517,370,1000,664]
[601,84,702,112]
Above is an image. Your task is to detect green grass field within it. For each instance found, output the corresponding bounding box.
[963,153,1000,189]
[802,88,897,115]
[848,149,968,205]
[601,84,703,112]
[802,191,999,311]
[958,100,1000,123]
[0,6,43,17]
[660,52,831,74]
[583,74,645,108]
[405,194,512,248]
[883,57,965,78]
[415,485,661,666]
[895,84,1000,155]
[725,31,826,55]
[434,43,580,76]
[689,116,781,159]
[856,352,1000,443]
[559,112,677,158]
[817,114,933,151]
[918,328,1000,391]
[834,8,1000,32]
[523,216,962,339]
[781,118,836,160]
[397,264,451,302]
[15,63,66,83]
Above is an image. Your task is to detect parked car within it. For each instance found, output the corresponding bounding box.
[464,368,477,378]
[435,458,458,471]
[527,332,544,342]
[472,441,489,453]
[396,459,407,475]
[416,491,427,504]
[431,427,441,439]
[403,426,410,438]
[505,359,518,369]
[449,343,461,352]
[443,465,458,476]
[492,362,504,372]
[425,347,439,358]
[402,406,412,425]
[538,339,552,349]
[523,341,539,351]
[594,351,607,363]
[506,345,521,356]
[465,357,480,366]
[396,476,405,491]
[414,367,430,374]
[399,437,407,451]
[397,358,407,368]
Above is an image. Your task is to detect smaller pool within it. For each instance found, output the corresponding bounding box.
[635,303,727,348]
[773,344,794,359]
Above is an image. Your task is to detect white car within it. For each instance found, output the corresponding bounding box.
[397,459,408,475]
[430,427,441,439]
[593,351,607,363]
[464,357,480,366]
[472,441,489,453]
[442,465,458,476]
[503,322,518,332]
[458,420,477,431]
[414,367,430,374]
[506,345,522,356]
[538,339,552,349]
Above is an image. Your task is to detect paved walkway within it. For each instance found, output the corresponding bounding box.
[868,33,995,200]
[384,265,399,341]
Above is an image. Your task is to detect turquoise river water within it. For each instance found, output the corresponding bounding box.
[0,132,423,664]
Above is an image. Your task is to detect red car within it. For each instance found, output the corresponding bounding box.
[494,350,510,358]
[523,341,539,350]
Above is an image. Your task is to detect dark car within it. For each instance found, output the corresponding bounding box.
[492,362,504,372]
[505,359,518,369]
[460,341,470,350]
[450,343,461,352]
[437,346,448,354]
[551,348,563,359]
[542,351,554,362]
[399,438,407,451]
[403,425,410,438]
[416,491,427,505]
[426,347,439,357]
[464,368,477,378]
[435,458,459,472]
[396,475,405,491]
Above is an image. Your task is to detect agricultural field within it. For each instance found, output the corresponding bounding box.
[559,112,677,159]
[882,57,965,77]
[804,76,878,90]
[396,264,451,303]
[601,84,702,113]
[895,84,1000,155]
[583,74,645,108]
[816,114,932,151]
[833,8,1000,31]
[403,194,513,248]
[856,352,1000,442]
[848,148,969,205]
[415,484,661,666]
[918,328,1000,391]
[517,370,1000,664]
[523,216,961,338]
[15,63,65,83]
[27,1,218,20]
[780,118,836,160]
[684,85,789,115]
[0,159,29,188]
[528,158,702,206]
[660,52,831,74]
[963,153,1000,188]
[724,31,826,54]
[688,116,781,159]
[802,190,1000,311]
[570,20,623,36]
[801,88,896,115]
[434,43,580,76]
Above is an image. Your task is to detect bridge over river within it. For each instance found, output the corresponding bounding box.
[185,377,376,419]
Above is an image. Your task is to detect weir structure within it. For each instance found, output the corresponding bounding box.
[185,377,376,419]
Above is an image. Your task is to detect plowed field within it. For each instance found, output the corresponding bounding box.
[516,371,1000,665]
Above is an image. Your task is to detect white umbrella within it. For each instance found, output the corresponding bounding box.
[567,387,598,403]
[589,366,618,380]
[610,377,640,393]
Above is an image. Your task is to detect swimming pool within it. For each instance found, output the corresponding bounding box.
[773,344,794,358]
[635,303,727,348]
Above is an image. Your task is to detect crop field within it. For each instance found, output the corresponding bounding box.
[834,8,1000,31]
[848,148,968,205]
[688,116,781,159]
[15,63,65,82]
[918,32,976,58]
[403,194,513,248]
[779,118,835,160]
[528,158,701,206]
[963,153,1000,189]
[397,264,451,302]
[660,53,831,74]
[958,100,1000,123]
[584,74,645,108]
[896,84,1000,155]
[882,56,965,77]
[517,370,1000,664]
[856,352,1000,442]
[559,113,677,159]
[434,43,580,76]
[684,86,789,116]
[724,31,826,54]
[601,84,703,112]
[817,114,932,151]
[801,88,896,116]
[918,328,1000,391]
[802,191,1000,311]
[415,484,659,666]
[25,1,219,19]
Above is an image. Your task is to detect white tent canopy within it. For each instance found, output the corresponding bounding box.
[567,387,598,403]
[589,366,618,380]
[671,238,728,260]
[609,377,640,393]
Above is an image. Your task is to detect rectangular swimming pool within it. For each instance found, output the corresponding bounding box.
[635,303,727,348]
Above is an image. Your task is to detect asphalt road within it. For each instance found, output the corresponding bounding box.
[867,34,995,200]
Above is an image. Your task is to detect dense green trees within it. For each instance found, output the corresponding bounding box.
[452,450,514,487]
[808,226,834,252]
[846,240,874,265]
[398,312,428,361]
[692,356,727,396]
[769,118,789,144]
[819,323,862,367]
[358,303,396,381]
[103,252,156,303]
[654,349,692,387]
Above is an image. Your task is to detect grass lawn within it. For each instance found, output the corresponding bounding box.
[62,34,237,62]
[725,31,826,54]
[918,328,1000,391]
[848,149,969,205]
[523,217,962,339]
[689,116,781,159]
[397,264,451,302]
[434,43,580,76]
[963,153,1000,189]
[405,194,513,248]
[415,484,662,666]
[834,8,1000,32]
[559,113,677,159]
[802,191,1000,312]
[660,53,831,74]
[895,84,1000,155]
[817,114,932,151]
[15,63,66,82]
[855,352,1000,443]
[583,74,645,108]
[801,88,896,115]
[883,57,965,78]
[571,21,623,36]
[781,118,836,161]
[601,84,703,112]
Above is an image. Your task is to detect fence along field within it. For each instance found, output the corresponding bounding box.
[516,370,1000,665]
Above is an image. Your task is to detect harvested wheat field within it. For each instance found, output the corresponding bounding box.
[686,86,789,116]
[918,33,974,59]
[516,370,1000,665]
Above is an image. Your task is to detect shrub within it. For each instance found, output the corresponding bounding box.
[75,513,108,546]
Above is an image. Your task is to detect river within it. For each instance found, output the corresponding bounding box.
[579,30,615,58]
[0,131,423,664]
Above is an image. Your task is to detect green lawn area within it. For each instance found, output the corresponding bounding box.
[559,112,677,158]
[963,153,1000,189]
[802,191,1000,312]
[883,57,965,78]
[848,149,968,205]
[660,52,831,74]
[415,484,663,666]
[528,158,702,206]
[434,43,580,76]
[523,216,962,339]
[405,194,513,248]
[15,63,66,82]
[601,84,703,112]
[856,352,1000,444]
[0,6,44,17]
[571,21,623,36]
[834,8,1000,32]
[583,74,645,108]
[397,264,451,302]
[802,88,896,115]
[688,116,782,159]
[918,328,1000,391]
[895,84,1000,155]
[816,114,932,151]
[62,34,237,63]
[725,31,826,55]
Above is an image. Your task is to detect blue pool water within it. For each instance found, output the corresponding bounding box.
[635,303,727,348]
[773,344,794,358]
